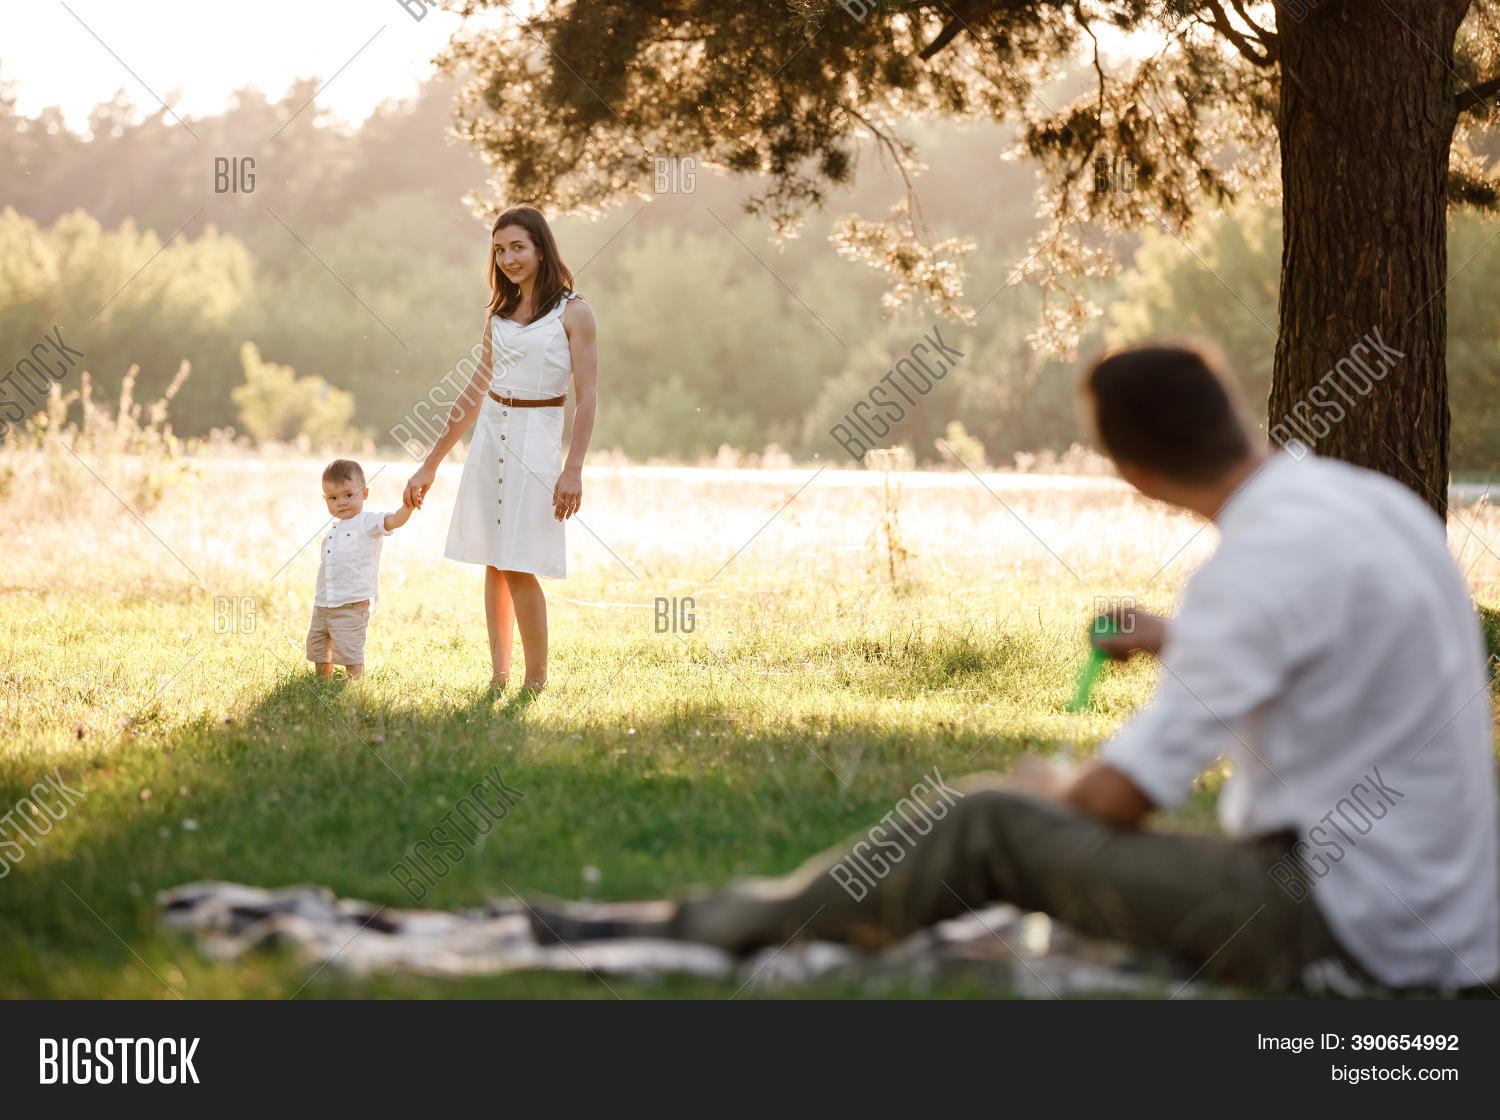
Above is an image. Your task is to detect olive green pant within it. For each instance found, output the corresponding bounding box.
[656,776,1358,987]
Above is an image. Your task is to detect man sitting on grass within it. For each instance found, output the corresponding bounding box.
[527,343,1500,993]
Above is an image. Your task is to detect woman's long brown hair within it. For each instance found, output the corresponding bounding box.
[486,205,577,322]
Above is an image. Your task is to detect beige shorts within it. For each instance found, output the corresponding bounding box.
[305,600,371,666]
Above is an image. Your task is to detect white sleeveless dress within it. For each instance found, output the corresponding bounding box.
[443,290,581,578]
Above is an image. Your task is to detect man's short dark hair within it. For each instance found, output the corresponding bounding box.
[1082,343,1253,483]
[322,459,365,488]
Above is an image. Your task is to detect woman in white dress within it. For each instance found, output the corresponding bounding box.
[402,205,598,693]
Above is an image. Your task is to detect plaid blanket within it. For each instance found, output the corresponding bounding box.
[158,879,1230,996]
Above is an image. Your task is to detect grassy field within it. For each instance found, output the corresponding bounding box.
[4,451,1499,998]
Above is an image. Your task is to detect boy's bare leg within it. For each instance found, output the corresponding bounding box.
[502,570,548,688]
[485,566,516,683]
[345,664,364,681]
[316,662,334,678]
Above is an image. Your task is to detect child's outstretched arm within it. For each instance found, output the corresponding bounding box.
[384,504,414,532]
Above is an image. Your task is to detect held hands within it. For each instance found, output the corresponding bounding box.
[553,465,582,520]
[1090,603,1168,661]
[404,463,436,511]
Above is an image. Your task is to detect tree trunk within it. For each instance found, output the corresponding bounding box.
[1271,0,1470,518]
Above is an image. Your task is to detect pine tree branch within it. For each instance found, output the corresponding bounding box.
[1229,0,1277,45]
[919,16,966,60]
[1456,73,1500,114]
[1200,0,1276,67]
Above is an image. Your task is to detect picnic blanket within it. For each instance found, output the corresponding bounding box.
[156,879,1257,996]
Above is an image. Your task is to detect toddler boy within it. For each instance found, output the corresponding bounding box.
[306,459,412,680]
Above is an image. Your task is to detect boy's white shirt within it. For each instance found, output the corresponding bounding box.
[314,509,394,613]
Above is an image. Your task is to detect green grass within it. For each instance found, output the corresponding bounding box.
[5,458,1496,998]
[0,579,1208,999]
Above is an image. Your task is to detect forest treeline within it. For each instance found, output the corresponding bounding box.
[4,68,1500,471]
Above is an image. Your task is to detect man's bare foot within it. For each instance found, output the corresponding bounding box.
[520,678,546,694]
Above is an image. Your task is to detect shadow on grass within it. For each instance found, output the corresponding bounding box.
[15,656,1476,1000]
[3,671,1064,998]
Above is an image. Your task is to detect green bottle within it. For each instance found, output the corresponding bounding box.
[1066,616,1118,713]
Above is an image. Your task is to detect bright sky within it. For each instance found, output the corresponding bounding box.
[1,1,480,132]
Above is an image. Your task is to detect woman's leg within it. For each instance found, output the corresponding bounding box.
[501,570,548,687]
[484,566,515,683]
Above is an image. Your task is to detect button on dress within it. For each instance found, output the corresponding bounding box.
[443,290,581,578]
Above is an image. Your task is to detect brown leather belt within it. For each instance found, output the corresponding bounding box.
[489,389,565,407]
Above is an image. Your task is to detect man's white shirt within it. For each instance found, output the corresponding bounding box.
[314,510,393,611]
[1102,450,1499,989]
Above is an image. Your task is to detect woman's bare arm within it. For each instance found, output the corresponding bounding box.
[553,297,596,519]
